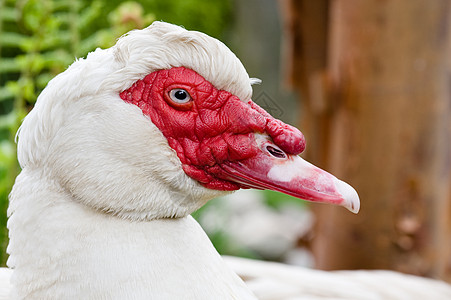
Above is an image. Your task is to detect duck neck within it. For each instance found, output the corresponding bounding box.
[7,171,255,299]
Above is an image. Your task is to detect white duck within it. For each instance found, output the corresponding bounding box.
[2,21,450,299]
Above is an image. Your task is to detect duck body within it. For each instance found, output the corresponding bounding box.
[8,170,255,299]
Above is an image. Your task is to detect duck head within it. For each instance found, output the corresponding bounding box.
[16,22,359,220]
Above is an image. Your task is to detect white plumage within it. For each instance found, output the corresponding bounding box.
[225,256,451,300]
[3,21,451,299]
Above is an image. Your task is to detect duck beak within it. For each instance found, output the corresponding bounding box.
[220,134,360,213]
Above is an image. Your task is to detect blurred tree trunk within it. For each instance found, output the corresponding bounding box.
[280,0,451,280]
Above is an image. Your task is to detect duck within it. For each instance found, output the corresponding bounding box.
[3,21,449,299]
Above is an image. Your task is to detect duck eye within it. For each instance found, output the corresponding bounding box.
[169,89,191,104]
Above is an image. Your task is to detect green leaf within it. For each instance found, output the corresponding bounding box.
[40,50,74,70]
[51,0,72,11]
[4,81,19,98]
[0,58,21,73]
[20,78,36,102]
[79,30,113,54]
[36,73,54,89]
[18,37,37,53]
[0,32,27,48]
[6,78,36,103]
[0,112,16,130]
[0,7,18,22]
[0,86,14,102]
[22,0,52,32]
[77,1,103,31]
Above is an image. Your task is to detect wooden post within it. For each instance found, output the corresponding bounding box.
[278,0,330,165]
[281,0,451,279]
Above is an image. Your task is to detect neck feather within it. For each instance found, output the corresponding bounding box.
[7,171,255,299]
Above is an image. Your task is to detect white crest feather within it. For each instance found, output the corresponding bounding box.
[107,21,254,100]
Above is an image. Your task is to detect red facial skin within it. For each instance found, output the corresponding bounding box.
[120,67,305,191]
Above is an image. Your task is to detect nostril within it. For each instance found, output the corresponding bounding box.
[266,145,287,159]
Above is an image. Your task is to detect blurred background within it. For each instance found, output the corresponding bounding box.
[1,0,450,283]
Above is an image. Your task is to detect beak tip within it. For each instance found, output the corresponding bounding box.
[333,177,360,214]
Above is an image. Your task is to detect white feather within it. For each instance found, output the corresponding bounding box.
[8,173,253,299]
[224,256,451,300]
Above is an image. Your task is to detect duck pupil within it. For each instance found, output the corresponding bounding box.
[175,90,186,100]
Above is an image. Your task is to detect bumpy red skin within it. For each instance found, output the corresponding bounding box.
[120,67,305,190]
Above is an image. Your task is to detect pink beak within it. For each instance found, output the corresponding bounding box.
[220,134,360,213]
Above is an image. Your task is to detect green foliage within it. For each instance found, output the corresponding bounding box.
[0,0,157,266]
[137,0,232,38]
